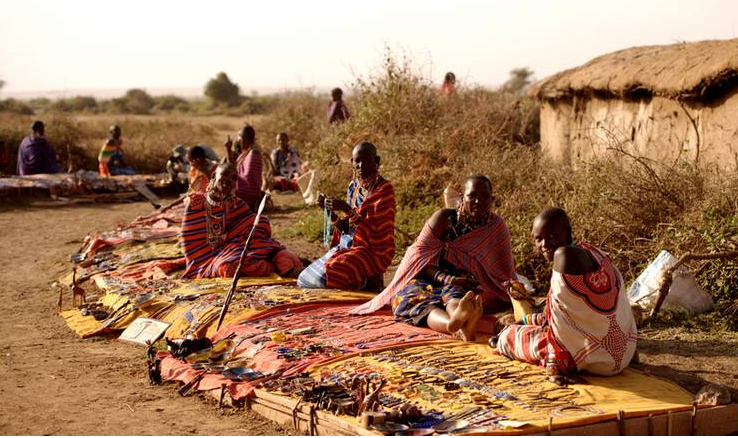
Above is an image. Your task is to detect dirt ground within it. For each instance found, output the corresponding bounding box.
[1,195,737,435]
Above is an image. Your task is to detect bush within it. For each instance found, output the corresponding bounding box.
[52,96,99,113]
[262,50,737,329]
[204,72,242,107]
[153,94,190,112]
[0,98,34,115]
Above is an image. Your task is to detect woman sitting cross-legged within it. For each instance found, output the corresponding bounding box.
[180,161,302,279]
[352,175,517,341]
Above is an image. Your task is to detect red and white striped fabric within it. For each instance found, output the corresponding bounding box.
[351,212,516,315]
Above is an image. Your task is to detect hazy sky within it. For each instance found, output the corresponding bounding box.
[1,0,737,97]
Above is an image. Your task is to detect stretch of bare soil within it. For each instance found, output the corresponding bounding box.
[0,195,736,435]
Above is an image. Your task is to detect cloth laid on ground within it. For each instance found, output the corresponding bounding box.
[306,341,695,434]
[298,178,395,290]
[80,221,180,258]
[0,171,168,199]
[352,212,516,315]
[181,192,299,279]
[160,303,451,400]
[497,243,638,377]
[16,135,61,175]
[61,274,295,338]
[63,237,184,285]
[129,203,185,227]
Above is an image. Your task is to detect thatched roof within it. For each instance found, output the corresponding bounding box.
[531,38,738,101]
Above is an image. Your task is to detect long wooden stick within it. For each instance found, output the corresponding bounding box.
[215,193,270,332]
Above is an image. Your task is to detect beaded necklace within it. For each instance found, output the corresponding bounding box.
[204,189,234,249]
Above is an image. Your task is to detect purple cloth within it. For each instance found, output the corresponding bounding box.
[235,148,263,211]
[16,136,61,175]
[327,100,350,124]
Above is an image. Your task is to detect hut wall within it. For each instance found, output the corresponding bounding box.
[540,88,738,168]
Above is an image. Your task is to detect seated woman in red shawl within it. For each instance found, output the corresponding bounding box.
[495,208,637,384]
[297,142,395,291]
[352,175,517,341]
[180,161,302,279]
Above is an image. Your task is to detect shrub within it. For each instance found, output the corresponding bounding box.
[52,96,99,113]
[153,94,190,112]
[0,98,34,115]
[204,72,242,107]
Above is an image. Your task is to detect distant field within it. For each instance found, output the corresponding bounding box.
[1,113,267,174]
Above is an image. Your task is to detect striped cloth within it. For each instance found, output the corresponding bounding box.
[235,148,263,210]
[98,138,120,177]
[180,192,284,279]
[351,212,516,315]
[325,178,395,289]
[296,233,353,288]
[298,178,395,290]
[497,243,637,377]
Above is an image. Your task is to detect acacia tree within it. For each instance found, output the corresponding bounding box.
[501,67,535,95]
[204,72,242,106]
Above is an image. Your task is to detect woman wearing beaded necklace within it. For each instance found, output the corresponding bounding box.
[180,162,302,279]
[352,175,517,342]
[298,142,396,291]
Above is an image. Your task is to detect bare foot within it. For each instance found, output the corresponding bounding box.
[447,291,476,333]
[460,295,483,341]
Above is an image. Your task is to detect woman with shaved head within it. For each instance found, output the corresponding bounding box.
[298,142,395,291]
[495,207,637,384]
[180,161,302,279]
[352,175,517,342]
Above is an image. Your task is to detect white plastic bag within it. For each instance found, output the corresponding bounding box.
[628,250,714,314]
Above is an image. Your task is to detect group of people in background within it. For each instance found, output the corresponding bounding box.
[16,121,135,177]
[13,85,354,178]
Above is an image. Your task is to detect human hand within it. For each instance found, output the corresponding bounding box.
[504,280,533,301]
[224,135,233,151]
[451,276,480,291]
[317,193,326,208]
[325,198,350,213]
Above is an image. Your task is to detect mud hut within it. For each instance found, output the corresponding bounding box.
[530,38,738,167]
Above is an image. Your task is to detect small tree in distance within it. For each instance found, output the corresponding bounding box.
[205,72,242,106]
[501,67,535,95]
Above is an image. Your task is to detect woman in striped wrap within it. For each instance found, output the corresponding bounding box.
[351,175,517,341]
[180,162,302,279]
[495,208,637,385]
[298,142,395,291]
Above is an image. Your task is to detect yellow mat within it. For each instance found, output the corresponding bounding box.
[60,279,377,339]
[306,341,694,433]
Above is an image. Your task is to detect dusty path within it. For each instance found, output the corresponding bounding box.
[1,196,736,434]
[0,198,306,435]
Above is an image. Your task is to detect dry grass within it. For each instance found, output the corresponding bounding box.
[0,112,249,174]
[260,53,737,329]
[2,52,736,329]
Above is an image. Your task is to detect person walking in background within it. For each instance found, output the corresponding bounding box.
[327,87,350,125]
[16,120,61,175]
[440,72,456,95]
[98,124,135,177]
